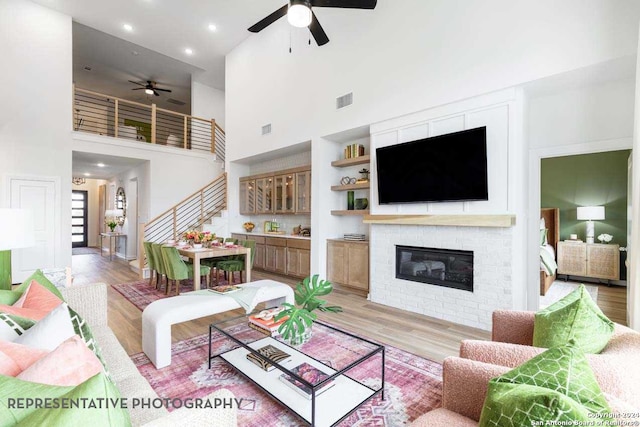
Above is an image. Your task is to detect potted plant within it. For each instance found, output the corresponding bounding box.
[274,275,342,346]
[106,219,117,233]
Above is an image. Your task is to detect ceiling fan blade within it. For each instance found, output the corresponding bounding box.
[154,88,172,93]
[132,88,146,91]
[128,80,146,86]
[309,12,329,46]
[248,4,288,32]
[153,90,160,97]
[311,0,376,8]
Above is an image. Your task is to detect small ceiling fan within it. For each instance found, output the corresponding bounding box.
[128,80,172,97]
[248,0,377,46]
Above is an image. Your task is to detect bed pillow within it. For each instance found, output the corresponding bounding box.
[0,341,48,376]
[0,312,36,341]
[14,303,76,351]
[15,269,64,301]
[0,373,130,427]
[17,335,103,386]
[533,284,614,353]
[478,344,612,426]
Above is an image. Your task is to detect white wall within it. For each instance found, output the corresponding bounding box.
[0,0,73,269]
[72,179,107,247]
[226,0,640,162]
[192,81,225,129]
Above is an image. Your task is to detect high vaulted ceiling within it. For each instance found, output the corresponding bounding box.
[32,0,285,89]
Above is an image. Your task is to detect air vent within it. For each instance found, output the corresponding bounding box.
[83,66,92,72]
[262,124,272,136]
[336,92,353,109]
[166,98,186,106]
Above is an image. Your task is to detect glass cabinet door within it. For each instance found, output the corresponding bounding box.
[247,180,256,214]
[256,177,274,213]
[295,171,311,213]
[239,180,248,214]
[274,175,285,213]
[284,174,295,213]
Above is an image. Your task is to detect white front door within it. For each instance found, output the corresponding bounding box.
[8,177,57,282]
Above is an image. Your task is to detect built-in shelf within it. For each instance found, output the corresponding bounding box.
[363,214,516,228]
[331,210,370,216]
[330,155,370,168]
[330,183,370,191]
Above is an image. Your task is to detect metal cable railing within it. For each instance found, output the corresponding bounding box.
[73,87,225,157]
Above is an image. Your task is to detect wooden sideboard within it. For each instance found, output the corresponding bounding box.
[327,239,369,292]
[557,241,619,281]
[231,233,310,278]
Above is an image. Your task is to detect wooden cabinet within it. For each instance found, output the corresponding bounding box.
[295,170,311,213]
[255,177,274,214]
[274,174,295,214]
[557,242,619,280]
[254,243,265,270]
[265,237,287,274]
[286,239,311,278]
[232,233,310,277]
[240,166,310,215]
[327,239,369,291]
[239,179,256,215]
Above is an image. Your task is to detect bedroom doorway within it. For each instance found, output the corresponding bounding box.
[538,149,631,324]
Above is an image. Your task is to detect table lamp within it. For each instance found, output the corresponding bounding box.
[0,209,36,290]
[577,206,605,244]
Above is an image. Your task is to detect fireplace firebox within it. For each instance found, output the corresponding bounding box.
[396,245,473,292]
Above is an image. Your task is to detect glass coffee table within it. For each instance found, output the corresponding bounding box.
[209,314,385,427]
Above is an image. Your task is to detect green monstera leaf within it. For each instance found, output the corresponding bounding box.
[275,275,342,341]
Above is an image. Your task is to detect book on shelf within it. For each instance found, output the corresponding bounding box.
[248,321,281,337]
[208,285,241,294]
[344,144,365,159]
[278,363,335,399]
[246,345,291,372]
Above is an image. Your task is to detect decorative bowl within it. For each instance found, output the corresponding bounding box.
[193,243,203,249]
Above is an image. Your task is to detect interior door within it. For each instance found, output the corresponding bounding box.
[9,177,57,281]
[630,30,640,331]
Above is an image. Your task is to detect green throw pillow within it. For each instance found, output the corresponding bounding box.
[540,228,548,246]
[533,284,614,353]
[0,373,131,427]
[15,270,64,301]
[0,290,23,305]
[478,344,612,426]
[0,312,36,341]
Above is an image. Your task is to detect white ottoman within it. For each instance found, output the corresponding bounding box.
[142,280,294,368]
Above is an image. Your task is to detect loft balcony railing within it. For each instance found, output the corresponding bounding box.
[73,86,225,162]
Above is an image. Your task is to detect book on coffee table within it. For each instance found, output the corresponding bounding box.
[279,363,335,399]
[246,345,291,372]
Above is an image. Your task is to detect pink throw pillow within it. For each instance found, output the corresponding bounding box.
[0,305,49,321]
[17,335,103,386]
[0,340,48,375]
[13,280,63,312]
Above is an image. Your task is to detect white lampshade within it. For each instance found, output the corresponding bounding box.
[0,209,36,250]
[577,206,605,221]
[288,3,312,28]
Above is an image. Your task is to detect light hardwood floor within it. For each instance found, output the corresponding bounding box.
[71,248,627,364]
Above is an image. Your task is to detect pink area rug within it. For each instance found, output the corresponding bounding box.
[131,324,443,426]
[112,279,234,311]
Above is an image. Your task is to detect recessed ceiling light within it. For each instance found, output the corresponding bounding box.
[123,23,133,32]
[97,163,105,168]
[208,23,217,32]
[184,48,193,55]
[83,173,91,177]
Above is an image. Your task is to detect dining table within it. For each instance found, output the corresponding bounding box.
[177,245,252,291]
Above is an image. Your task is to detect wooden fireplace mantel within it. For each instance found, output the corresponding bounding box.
[363,214,516,228]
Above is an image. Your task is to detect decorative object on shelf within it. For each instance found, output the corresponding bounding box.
[104,209,124,232]
[597,233,613,244]
[354,198,368,210]
[0,209,36,290]
[264,221,272,233]
[300,227,311,237]
[72,177,86,185]
[340,176,357,185]
[274,275,342,346]
[344,234,366,241]
[358,168,370,183]
[347,191,355,210]
[570,234,578,240]
[577,206,605,244]
[243,222,255,232]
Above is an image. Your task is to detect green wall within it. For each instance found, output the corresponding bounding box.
[541,150,630,247]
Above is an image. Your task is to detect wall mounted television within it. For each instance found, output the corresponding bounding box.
[376,127,488,204]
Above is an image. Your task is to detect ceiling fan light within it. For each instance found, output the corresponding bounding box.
[288,3,312,28]
[145,88,154,95]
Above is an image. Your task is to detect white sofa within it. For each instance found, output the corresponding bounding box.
[61,283,237,426]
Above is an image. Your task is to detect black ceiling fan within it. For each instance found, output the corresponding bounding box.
[128,80,172,97]
[248,0,377,46]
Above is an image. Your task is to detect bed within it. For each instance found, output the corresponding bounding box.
[540,208,559,296]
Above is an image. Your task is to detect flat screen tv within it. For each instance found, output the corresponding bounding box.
[376,127,488,204]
